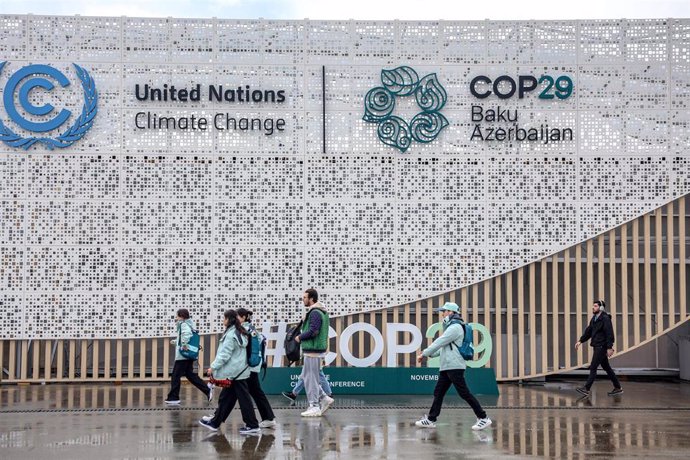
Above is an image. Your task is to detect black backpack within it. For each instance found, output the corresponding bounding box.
[284,320,302,365]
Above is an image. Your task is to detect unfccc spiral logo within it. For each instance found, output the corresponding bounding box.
[0,62,98,150]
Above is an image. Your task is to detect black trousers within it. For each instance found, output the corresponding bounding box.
[585,346,622,390]
[211,379,259,429]
[248,371,275,421]
[167,359,209,401]
[428,369,487,421]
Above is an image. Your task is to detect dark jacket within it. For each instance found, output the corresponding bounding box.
[579,312,615,348]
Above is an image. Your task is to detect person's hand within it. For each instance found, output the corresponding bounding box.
[206,368,213,376]
[607,348,615,358]
[181,345,188,350]
[295,336,301,343]
[417,353,425,363]
[170,339,175,345]
[574,341,581,350]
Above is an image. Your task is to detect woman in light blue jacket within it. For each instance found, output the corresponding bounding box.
[165,308,211,405]
[415,302,492,431]
[198,309,260,434]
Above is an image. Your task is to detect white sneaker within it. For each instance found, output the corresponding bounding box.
[473,431,492,443]
[415,415,436,428]
[259,419,277,429]
[319,395,334,414]
[472,417,492,431]
[301,406,322,417]
[201,414,214,422]
[164,399,181,405]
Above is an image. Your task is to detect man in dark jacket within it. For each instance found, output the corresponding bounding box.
[575,300,623,396]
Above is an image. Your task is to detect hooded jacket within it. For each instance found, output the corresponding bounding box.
[173,318,196,361]
[421,313,467,371]
[210,327,250,380]
[299,303,329,355]
[579,311,615,349]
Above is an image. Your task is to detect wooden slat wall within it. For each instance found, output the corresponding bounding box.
[656,211,664,335]
[494,276,503,377]
[528,264,536,376]
[644,216,653,341]
[621,225,629,350]
[636,218,645,343]
[668,202,675,328]
[586,239,594,365]
[680,197,687,321]
[1,195,688,384]
[565,244,576,366]
[552,253,560,373]
[609,229,617,346]
[483,281,492,368]
[517,268,525,379]
[506,272,514,379]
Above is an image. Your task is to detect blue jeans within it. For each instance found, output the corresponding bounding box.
[293,369,332,396]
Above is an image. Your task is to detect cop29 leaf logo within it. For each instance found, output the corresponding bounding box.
[0,62,98,150]
[363,66,448,153]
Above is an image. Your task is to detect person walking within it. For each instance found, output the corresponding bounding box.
[198,309,260,434]
[294,288,334,417]
[281,368,332,404]
[415,302,492,430]
[165,308,212,405]
[237,307,277,429]
[575,300,623,396]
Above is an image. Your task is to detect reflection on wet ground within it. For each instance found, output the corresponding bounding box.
[1,381,689,459]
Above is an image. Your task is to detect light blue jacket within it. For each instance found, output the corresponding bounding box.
[172,319,196,361]
[210,327,250,380]
[422,315,467,371]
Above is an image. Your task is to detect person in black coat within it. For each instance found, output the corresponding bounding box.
[575,300,623,396]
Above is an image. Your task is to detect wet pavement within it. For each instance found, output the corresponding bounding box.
[1,381,690,459]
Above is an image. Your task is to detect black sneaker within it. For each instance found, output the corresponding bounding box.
[198,419,219,432]
[239,426,260,435]
[282,391,297,402]
[607,387,624,396]
[575,387,591,396]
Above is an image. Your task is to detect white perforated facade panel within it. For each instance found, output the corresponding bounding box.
[0,16,687,338]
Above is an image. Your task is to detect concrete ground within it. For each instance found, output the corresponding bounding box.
[1,380,690,459]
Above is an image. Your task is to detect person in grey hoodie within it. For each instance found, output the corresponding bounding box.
[415,302,492,430]
[165,308,212,405]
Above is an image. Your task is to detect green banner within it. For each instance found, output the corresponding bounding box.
[260,367,499,395]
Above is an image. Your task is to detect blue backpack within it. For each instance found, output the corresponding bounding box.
[449,318,475,360]
[245,323,267,376]
[178,325,201,360]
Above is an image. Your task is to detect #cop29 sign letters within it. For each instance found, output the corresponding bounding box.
[0,62,98,150]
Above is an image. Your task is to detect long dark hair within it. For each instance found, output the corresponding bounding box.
[224,309,249,337]
[237,307,253,323]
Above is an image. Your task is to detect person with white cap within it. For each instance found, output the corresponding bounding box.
[415,302,492,430]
